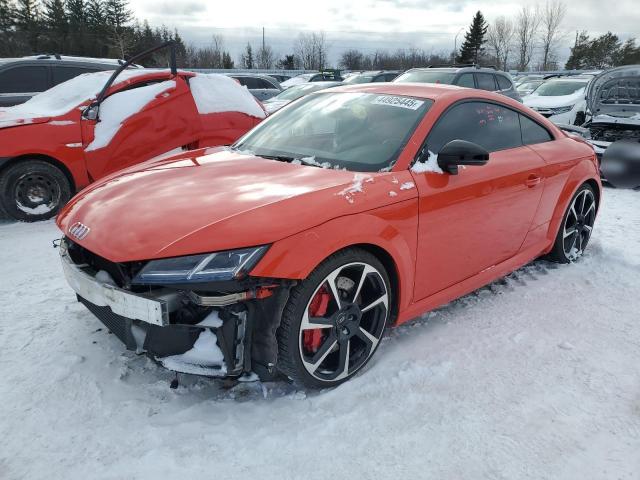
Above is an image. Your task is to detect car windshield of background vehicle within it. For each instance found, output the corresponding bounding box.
[234,92,433,172]
[533,81,587,96]
[273,83,323,101]
[394,71,456,84]
[343,75,375,84]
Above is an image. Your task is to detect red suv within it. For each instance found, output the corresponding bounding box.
[0,50,265,221]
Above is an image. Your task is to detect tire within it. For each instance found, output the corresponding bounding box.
[277,248,392,389]
[546,183,597,263]
[0,160,72,222]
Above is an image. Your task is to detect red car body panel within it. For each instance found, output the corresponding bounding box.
[57,84,601,326]
[0,71,263,191]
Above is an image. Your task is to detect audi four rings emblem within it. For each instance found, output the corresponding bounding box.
[69,222,91,240]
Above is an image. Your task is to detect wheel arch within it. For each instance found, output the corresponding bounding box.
[0,154,77,193]
[251,209,418,318]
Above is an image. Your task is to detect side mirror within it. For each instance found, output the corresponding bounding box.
[83,104,99,121]
[437,139,490,174]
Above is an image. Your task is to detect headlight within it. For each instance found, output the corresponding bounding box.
[132,246,268,285]
[550,105,573,114]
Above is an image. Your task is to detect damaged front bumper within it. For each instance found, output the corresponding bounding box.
[60,239,291,379]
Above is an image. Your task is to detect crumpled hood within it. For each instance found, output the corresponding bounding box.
[586,65,640,116]
[57,148,410,262]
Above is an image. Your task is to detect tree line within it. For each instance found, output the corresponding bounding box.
[451,2,639,71]
[1,0,639,71]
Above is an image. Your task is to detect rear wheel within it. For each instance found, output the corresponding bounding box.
[546,184,597,263]
[277,248,391,388]
[0,160,72,222]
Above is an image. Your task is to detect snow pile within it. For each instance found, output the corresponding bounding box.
[399,181,415,190]
[189,74,266,118]
[0,69,152,127]
[411,150,443,174]
[85,80,176,151]
[159,329,227,376]
[1,189,640,479]
[337,173,374,203]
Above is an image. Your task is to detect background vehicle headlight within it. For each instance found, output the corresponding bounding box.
[132,246,268,284]
[550,105,573,114]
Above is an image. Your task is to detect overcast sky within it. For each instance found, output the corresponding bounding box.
[130,0,639,66]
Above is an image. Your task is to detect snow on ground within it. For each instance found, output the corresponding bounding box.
[1,188,639,480]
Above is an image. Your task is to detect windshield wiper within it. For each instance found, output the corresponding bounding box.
[256,154,299,162]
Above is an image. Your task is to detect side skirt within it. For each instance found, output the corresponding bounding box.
[396,241,551,325]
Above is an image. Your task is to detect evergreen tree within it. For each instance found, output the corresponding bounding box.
[15,0,42,52]
[241,43,253,69]
[565,31,590,69]
[222,51,234,69]
[86,0,107,57]
[43,0,68,52]
[104,0,132,57]
[457,11,488,64]
[66,0,86,55]
[0,0,16,32]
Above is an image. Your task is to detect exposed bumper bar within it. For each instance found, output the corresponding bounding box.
[60,245,169,326]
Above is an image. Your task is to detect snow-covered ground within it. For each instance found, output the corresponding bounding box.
[1,188,639,480]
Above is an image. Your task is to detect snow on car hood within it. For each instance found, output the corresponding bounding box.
[523,90,585,109]
[586,65,640,117]
[57,148,412,262]
[0,69,153,129]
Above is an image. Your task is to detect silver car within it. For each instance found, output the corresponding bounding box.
[227,74,282,101]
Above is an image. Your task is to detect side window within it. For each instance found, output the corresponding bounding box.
[233,77,249,87]
[373,75,387,82]
[496,75,512,91]
[455,73,475,88]
[0,66,49,93]
[256,78,276,89]
[426,101,523,153]
[475,73,497,91]
[520,114,553,145]
[52,66,100,86]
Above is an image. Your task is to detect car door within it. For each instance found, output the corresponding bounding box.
[81,74,201,179]
[411,100,546,301]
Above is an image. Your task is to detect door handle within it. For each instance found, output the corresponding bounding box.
[525,174,541,187]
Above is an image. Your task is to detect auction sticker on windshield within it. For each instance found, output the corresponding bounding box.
[372,95,424,110]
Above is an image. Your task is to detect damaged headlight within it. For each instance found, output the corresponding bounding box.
[550,105,573,115]
[132,246,268,285]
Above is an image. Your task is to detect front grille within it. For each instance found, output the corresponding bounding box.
[65,238,139,287]
[79,295,136,350]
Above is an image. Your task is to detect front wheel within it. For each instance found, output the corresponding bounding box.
[277,248,392,388]
[0,160,72,222]
[546,183,597,263]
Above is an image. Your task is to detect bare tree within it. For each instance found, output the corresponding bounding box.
[256,44,275,69]
[516,5,540,71]
[294,31,328,70]
[539,0,566,70]
[487,16,515,70]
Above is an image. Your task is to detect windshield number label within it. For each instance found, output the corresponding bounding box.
[372,95,424,110]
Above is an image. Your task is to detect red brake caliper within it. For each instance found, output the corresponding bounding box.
[303,286,330,353]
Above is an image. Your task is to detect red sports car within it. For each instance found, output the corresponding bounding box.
[57,83,601,388]
[0,68,265,221]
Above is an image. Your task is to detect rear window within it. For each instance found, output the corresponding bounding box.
[0,66,49,93]
[394,70,456,84]
[475,73,497,91]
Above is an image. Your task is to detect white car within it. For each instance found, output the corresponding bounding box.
[523,77,591,125]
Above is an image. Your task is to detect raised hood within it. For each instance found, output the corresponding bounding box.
[586,65,640,117]
[57,148,412,262]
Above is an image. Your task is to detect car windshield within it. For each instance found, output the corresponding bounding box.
[533,81,587,96]
[272,83,327,101]
[517,81,543,92]
[394,71,456,84]
[343,75,375,84]
[234,92,432,172]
